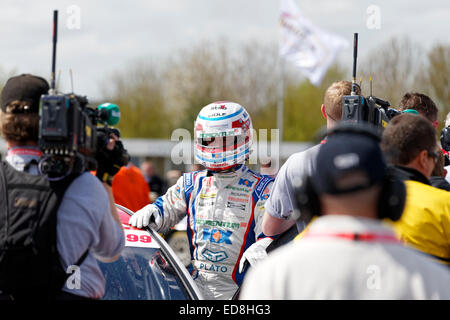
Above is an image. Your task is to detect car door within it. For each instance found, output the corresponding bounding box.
[98,204,203,300]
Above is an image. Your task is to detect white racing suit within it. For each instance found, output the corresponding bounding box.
[149,165,274,299]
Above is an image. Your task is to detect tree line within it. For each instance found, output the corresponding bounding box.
[1,37,448,142]
[101,36,449,141]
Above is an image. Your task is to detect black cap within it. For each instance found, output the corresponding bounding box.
[1,74,49,113]
[312,128,387,195]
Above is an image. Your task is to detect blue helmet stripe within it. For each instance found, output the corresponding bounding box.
[198,107,244,121]
[196,149,249,163]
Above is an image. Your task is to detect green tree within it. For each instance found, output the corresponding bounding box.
[101,37,450,143]
[165,40,279,135]
[359,37,424,106]
[164,40,233,135]
[101,60,174,138]
[421,44,450,123]
[279,64,347,141]
[360,37,449,129]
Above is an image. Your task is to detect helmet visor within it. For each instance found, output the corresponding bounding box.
[197,135,246,150]
[196,128,248,150]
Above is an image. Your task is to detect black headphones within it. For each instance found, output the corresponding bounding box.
[440,127,450,166]
[440,127,450,152]
[294,123,406,223]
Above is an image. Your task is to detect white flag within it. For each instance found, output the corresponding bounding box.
[279,0,349,86]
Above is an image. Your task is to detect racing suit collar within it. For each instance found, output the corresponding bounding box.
[210,164,247,189]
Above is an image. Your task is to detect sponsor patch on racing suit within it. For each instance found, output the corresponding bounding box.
[151,165,273,299]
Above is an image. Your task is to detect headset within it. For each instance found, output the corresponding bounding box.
[440,127,450,150]
[294,123,406,223]
[440,127,450,166]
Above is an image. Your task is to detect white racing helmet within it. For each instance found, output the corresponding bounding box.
[194,101,253,171]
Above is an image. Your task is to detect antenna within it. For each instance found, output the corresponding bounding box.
[370,76,373,97]
[69,69,74,93]
[50,10,58,94]
[351,33,358,95]
[56,69,61,92]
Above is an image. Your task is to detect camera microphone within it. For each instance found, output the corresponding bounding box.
[97,103,121,126]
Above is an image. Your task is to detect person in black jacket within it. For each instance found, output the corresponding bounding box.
[380,113,450,266]
[430,149,450,191]
[140,160,167,199]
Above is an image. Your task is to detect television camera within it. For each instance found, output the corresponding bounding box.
[38,10,128,180]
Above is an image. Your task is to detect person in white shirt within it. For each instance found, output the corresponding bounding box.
[240,123,450,300]
[262,81,359,236]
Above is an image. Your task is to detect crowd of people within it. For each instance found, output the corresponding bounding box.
[0,72,449,300]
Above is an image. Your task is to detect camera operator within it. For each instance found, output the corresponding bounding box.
[240,123,450,299]
[398,92,450,188]
[262,81,359,237]
[380,113,450,266]
[0,74,124,299]
[398,92,439,128]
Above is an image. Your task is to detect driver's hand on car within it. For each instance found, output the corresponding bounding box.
[238,237,273,273]
[129,205,162,230]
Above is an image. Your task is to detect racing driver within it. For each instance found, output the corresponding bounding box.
[129,101,275,299]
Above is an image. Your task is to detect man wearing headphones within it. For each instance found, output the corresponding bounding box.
[240,123,450,299]
[381,113,450,266]
[398,92,439,129]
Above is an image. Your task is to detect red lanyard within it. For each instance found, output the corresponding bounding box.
[7,148,42,157]
[304,231,399,243]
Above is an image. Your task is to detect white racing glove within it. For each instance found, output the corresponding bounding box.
[238,237,273,273]
[128,205,163,230]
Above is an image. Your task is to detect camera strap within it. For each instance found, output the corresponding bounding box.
[302,231,399,243]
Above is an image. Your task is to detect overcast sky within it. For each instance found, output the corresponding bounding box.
[0,0,448,101]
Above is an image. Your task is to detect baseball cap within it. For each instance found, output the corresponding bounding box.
[312,125,387,195]
[1,74,49,113]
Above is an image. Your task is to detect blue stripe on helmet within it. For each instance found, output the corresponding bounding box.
[196,149,249,163]
[198,107,244,121]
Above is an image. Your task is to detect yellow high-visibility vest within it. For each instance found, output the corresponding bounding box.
[390,180,450,265]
